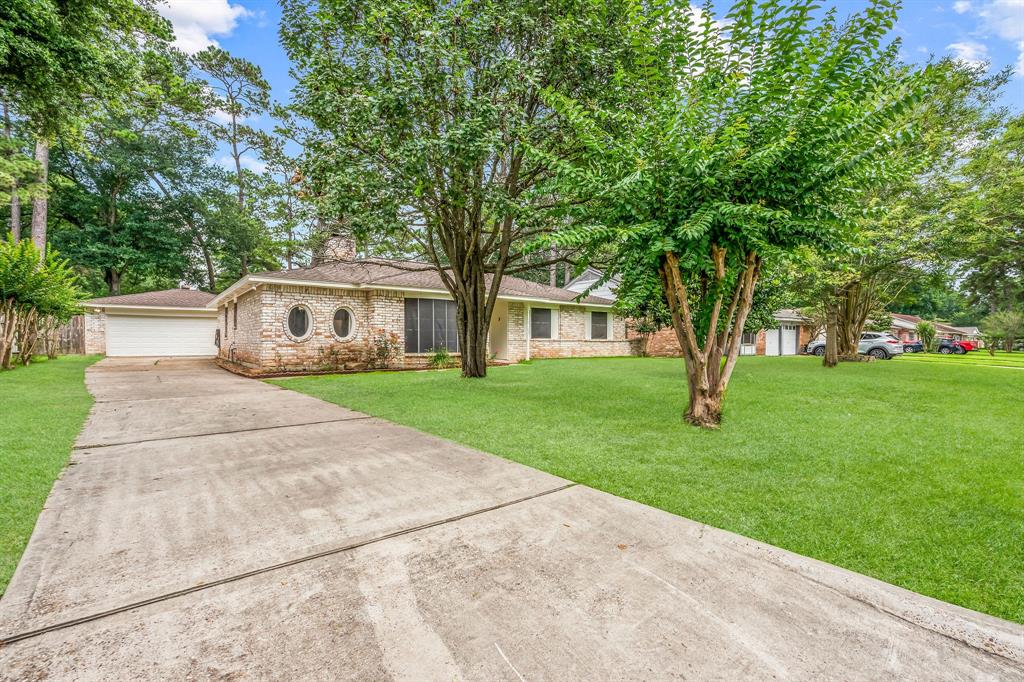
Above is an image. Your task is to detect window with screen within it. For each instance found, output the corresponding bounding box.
[590,311,608,339]
[741,331,757,345]
[404,298,458,353]
[531,308,552,339]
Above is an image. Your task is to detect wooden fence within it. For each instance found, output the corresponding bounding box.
[52,314,85,355]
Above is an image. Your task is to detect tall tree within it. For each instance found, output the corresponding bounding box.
[191,47,273,275]
[812,59,1008,366]
[0,0,170,253]
[945,114,1024,313]
[547,0,930,426]
[280,0,635,377]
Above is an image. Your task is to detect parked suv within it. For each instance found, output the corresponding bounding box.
[903,340,925,353]
[806,332,905,359]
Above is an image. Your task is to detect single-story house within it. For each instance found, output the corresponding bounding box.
[203,235,631,375]
[84,289,218,357]
[565,267,816,357]
[890,313,983,345]
[640,308,816,358]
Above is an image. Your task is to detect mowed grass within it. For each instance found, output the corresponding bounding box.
[0,355,99,595]
[901,349,1024,369]
[272,356,1024,623]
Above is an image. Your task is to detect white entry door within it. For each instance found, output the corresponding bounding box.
[764,328,780,355]
[106,314,217,357]
[781,325,798,355]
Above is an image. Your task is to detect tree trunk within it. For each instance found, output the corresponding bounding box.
[2,98,19,241]
[549,246,557,287]
[105,268,121,295]
[9,192,19,241]
[454,264,491,378]
[823,304,838,367]
[30,138,48,254]
[660,249,760,428]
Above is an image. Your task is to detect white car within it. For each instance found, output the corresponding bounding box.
[805,332,905,360]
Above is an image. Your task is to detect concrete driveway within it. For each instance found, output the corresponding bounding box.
[0,358,1020,680]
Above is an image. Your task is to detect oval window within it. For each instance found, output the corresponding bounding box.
[332,307,353,340]
[287,305,311,339]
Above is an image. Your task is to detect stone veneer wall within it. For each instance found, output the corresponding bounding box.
[84,311,106,354]
[218,285,639,376]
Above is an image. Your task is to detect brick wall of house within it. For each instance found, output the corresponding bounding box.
[525,305,633,359]
[259,285,373,373]
[84,311,106,354]
[641,327,682,357]
[506,301,528,362]
[217,286,639,376]
[755,330,767,355]
[218,289,263,369]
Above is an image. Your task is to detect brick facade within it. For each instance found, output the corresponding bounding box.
[84,311,106,355]
[216,284,632,376]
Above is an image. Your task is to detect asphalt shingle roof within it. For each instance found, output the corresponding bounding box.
[252,259,615,305]
[87,289,216,308]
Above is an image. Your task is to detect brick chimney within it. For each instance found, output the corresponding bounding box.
[316,232,357,264]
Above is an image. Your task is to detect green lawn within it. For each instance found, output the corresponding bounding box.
[900,349,1024,369]
[0,355,99,595]
[272,356,1024,623]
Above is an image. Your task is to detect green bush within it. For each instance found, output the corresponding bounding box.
[427,346,457,369]
[0,236,83,369]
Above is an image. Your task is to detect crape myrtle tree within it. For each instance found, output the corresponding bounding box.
[545,0,931,427]
[813,59,1007,366]
[280,0,638,377]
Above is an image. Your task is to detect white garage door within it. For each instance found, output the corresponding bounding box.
[764,328,780,356]
[106,314,217,357]
[781,324,798,355]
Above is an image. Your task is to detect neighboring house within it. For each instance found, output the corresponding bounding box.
[890,313,983,345]
[642,308,815,358]
[206,235,631,375]
[566,267,815,357]
[84,289,218,357]
[565,267,621,302]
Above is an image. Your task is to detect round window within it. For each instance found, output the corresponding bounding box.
[286,305,312,340]
[332,307,354,340]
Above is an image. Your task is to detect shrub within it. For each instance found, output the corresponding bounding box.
[367,328,401,369]
[427,346,457,369]
[1,236,83,369]
[916,321,936,353]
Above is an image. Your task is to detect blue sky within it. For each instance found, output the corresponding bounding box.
[157,0,1024,169]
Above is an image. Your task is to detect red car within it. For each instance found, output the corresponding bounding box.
[957,340,977,351]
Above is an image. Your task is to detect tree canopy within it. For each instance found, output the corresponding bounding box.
[546,0,932,425]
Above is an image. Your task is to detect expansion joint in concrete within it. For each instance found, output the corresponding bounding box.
[0,483,577,647]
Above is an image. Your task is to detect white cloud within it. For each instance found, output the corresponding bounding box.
[210,109,245,125]
[216,154,267,174]
[977,0,1024,40]
[1017,41,1024,75]
[946,40,991,66]
[158,0,251,54]
[953,1,973,13]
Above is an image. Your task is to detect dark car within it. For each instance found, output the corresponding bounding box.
[903,340,925,353]
[937,338,967,355]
